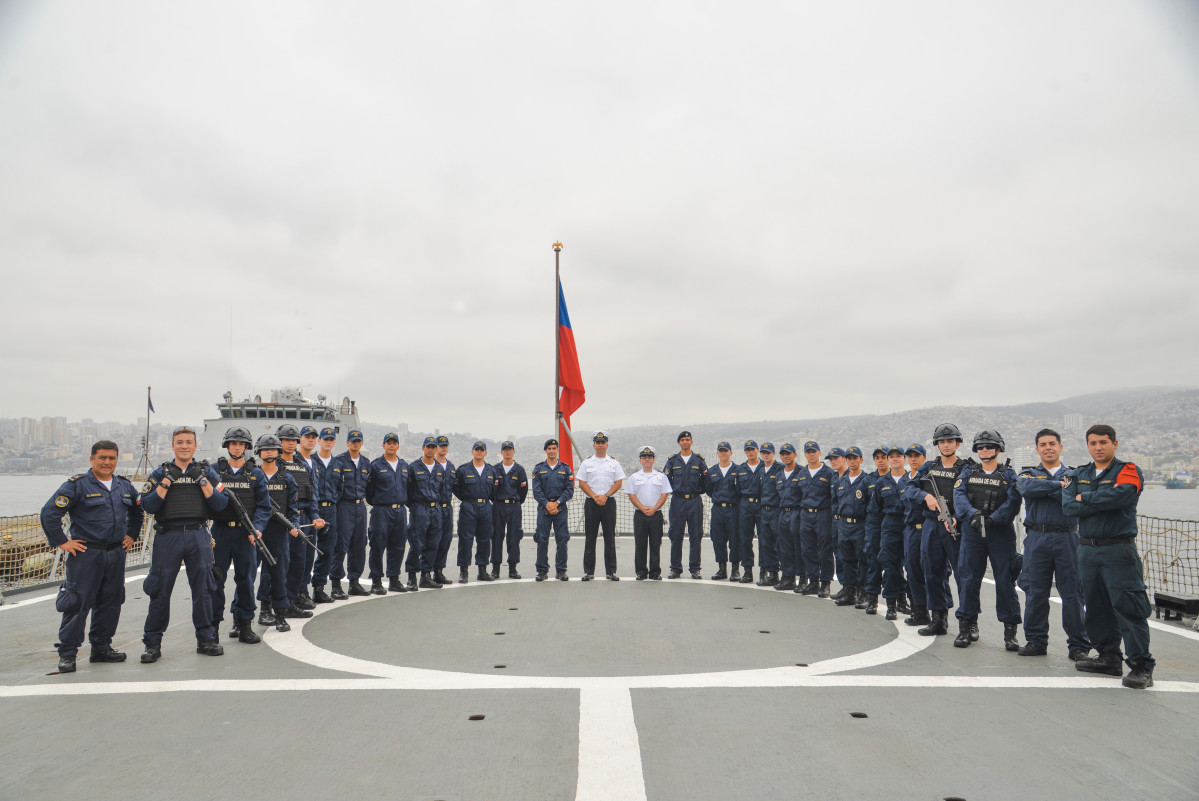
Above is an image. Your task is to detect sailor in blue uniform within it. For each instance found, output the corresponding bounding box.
[138,425,228,663]
[773,443,803,592]
[253,434,310,632]
[1016,428,1090,660]
[209,426,269,644]
[490,441,528,579]
[310,427,340,603]
[328,429,371,597]
[704,442,739,580]
[433,434,456,586]
[756,442,783,586]
[732,440,763,583]
[832,447,869,606]
[40,440,143,673]
[454,441,499,583]
[796,441,836,598]
[531,439,574,581]
[365,432,409,594]
[952,430,1023,650]
[662,431,707,580]
[407,436,448,590]
[277,424,324,611]
[289,424,327,607]
[902,444,931,627]
[870,446,909,619]
[859,447,889,611]
[825,447,848,600]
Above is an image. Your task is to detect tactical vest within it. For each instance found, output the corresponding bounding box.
[263,469,290,513]
[965,461,1012,516]
[924,458,970,516]
[280,457,313,503]
[212,457,258,524]
[154,462,209,522]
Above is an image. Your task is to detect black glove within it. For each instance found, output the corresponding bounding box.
[971,513,985,531]
[165,463,184,482]
[184,462,203,479]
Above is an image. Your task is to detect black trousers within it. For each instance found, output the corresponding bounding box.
[634,510,664,578]
[583,497,618,575]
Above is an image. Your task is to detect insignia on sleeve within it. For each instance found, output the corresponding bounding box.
[54,495,70,508]
[954,479,962,488]
[142,481,154,494]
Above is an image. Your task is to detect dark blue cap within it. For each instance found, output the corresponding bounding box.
[472,440,487,451]
[887,444,905,455]
[383,433,399,444]
[803,441,820,452]
[779,442,797,454]
[905,443,927,456]
[826,447,845,459]
[845,446,863,458]
[501,440,515,450]
[716,441,732,451]
[436,435,449,446]
[759,442,776,454]
[422,436,437,448]
[299,425,319,438]
[744,440,758,451]
[319,427,337,440]
[873,445,887,456]
[347,430,364,443]
[544,438,558,450]
[677,430,692,442]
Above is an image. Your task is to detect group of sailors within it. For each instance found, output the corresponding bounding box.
[39,420,1155,689]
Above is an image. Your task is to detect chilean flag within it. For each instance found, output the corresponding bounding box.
[557,282,585,471]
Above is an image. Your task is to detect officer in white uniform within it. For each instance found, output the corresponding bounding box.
[626,446,673,580]
[576,431,627,580]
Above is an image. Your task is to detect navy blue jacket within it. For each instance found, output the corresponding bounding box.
[260,465,300,532]
[759,462,784,506]
[312,453,338,504]
[704,463,739,505]
[454,462,499,502]
[870,472,908,531]
[280,455,320,520]
[953,464,1022,528]
[328,451,371,502]
[408,459,450,504]
[214,457,271,531]
[140,461,228,522]
[663,452,708,495]
[797,463,836,509]
[1061,458,1144,540]
[734,461,766,500]
[531,460,575,506]
[776,465,804,508]
[366,456,410,506]
[1017,464,1078,531]
[41,471,144,548]
[437,460,456,503]
[493,462,529,503]
[834,472,871,520]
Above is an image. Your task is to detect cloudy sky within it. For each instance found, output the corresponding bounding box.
[1,1,1197,438]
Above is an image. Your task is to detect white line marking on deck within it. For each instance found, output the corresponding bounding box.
[0,574,146,612]
[576,686,647,801]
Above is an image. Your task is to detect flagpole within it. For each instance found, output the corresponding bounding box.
[553,241,562,450]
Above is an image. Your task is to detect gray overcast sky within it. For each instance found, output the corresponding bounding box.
[1,1,1197,438]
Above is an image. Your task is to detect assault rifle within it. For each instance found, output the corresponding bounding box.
[217,479,277,567]
[924,473,959,540]
[269,500,324,556]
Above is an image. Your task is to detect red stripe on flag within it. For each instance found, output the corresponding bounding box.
[557,286,585,471]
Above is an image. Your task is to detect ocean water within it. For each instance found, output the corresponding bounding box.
[3,474,1199,520]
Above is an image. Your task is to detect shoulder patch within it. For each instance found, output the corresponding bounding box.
[141,481,154,494]
[1116,463,1143,493]
[54,495,70,508]
[68,474,83,482]
[953,479,962,488]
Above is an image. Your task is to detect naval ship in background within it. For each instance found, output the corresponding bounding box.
[193,387,361,463]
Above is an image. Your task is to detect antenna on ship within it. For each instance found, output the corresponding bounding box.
[132,385,153,480]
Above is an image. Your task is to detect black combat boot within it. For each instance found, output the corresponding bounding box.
[1123,659,1154,689]
[491,563,501,579]
[799,579,820,596]
[831,585,848,602]
[1003,623,1020,652]
[710,562,727,581]
[1017,642,1047,656]
[865,594,879,615]
[1075,651,1123,677]
[197,639,224,656]
[818,581,831,599]
[273,612,291,633]
[229,619,242,639]
[896,594,911,615]
[556,569,569,581]
[295,591,315,610]
[478,566,495,582]
[90,647,126,663]
[834,586,857,606]
[283,605,313,619]
[854,588,868,609]
[434,569,452,586]
[459,567,470,584]
[918,610,949,636]
[740,568,754,584]
[885,598,897,621]
[953,618,972,648]
[969,621,980,642]
[905,605,931,626]
[756,569,772,587]
[311,585,334,604]
[258,606,277,626]
[774,575,797,592]
[421,572,443,589]
[330,579,348,601]
[535,571,548,582]
[371,578,386,596]
[509,565,521,579]
[348,579,370,597]
[388,577,407,593]
[690,570,703,579]
[669,569,683,579]
[140,644,161,663]
[407,572,419,591]
[237,621,261,644]
[57,654,76,673]
[730,565,741,582]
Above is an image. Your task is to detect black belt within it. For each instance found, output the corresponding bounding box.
[217,521,243,528]
[675,493,699,499]
[842,516,861,523]
[1028,524,1078,534]
[319,502,334,507]
[1080,537,1131,547]
[418,502,438,507]
[471,499,488,503]
[378,503,404,509]
[803,507,826,513]
[159,524,206,532]
[914,523,923,529]
[440,503,449,507]
[782,506,798,512]
[82,540,123,550]
[715,502,736,508]
[744,497,760,503]
[499,499,519,504]
[763,505,777,511]
[340,499,363,504]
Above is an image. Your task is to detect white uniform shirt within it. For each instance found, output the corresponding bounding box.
[626,469,672,509]
[576,454,627,496]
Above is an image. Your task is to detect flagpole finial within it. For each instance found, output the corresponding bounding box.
[552,241,563,252]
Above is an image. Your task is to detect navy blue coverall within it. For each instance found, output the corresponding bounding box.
[776,467,804,579]
[454,461,499,568]
[733,461,764,570]
[310,453,339,591]
[704,463,739,566]
[797,464,837,583]
[872,473,909,600]
[532,460,574,573]
[258,466,300,611]
[491,462,528,566]
[833,472,870,589]
[663,452,708,574]
[953,463,1023,624]
[210,457,269,625]
[366,455,409,580]
[328,451,370,583]
[435,460,457,571]
[757,461,783,574]
[407,459,449,574]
